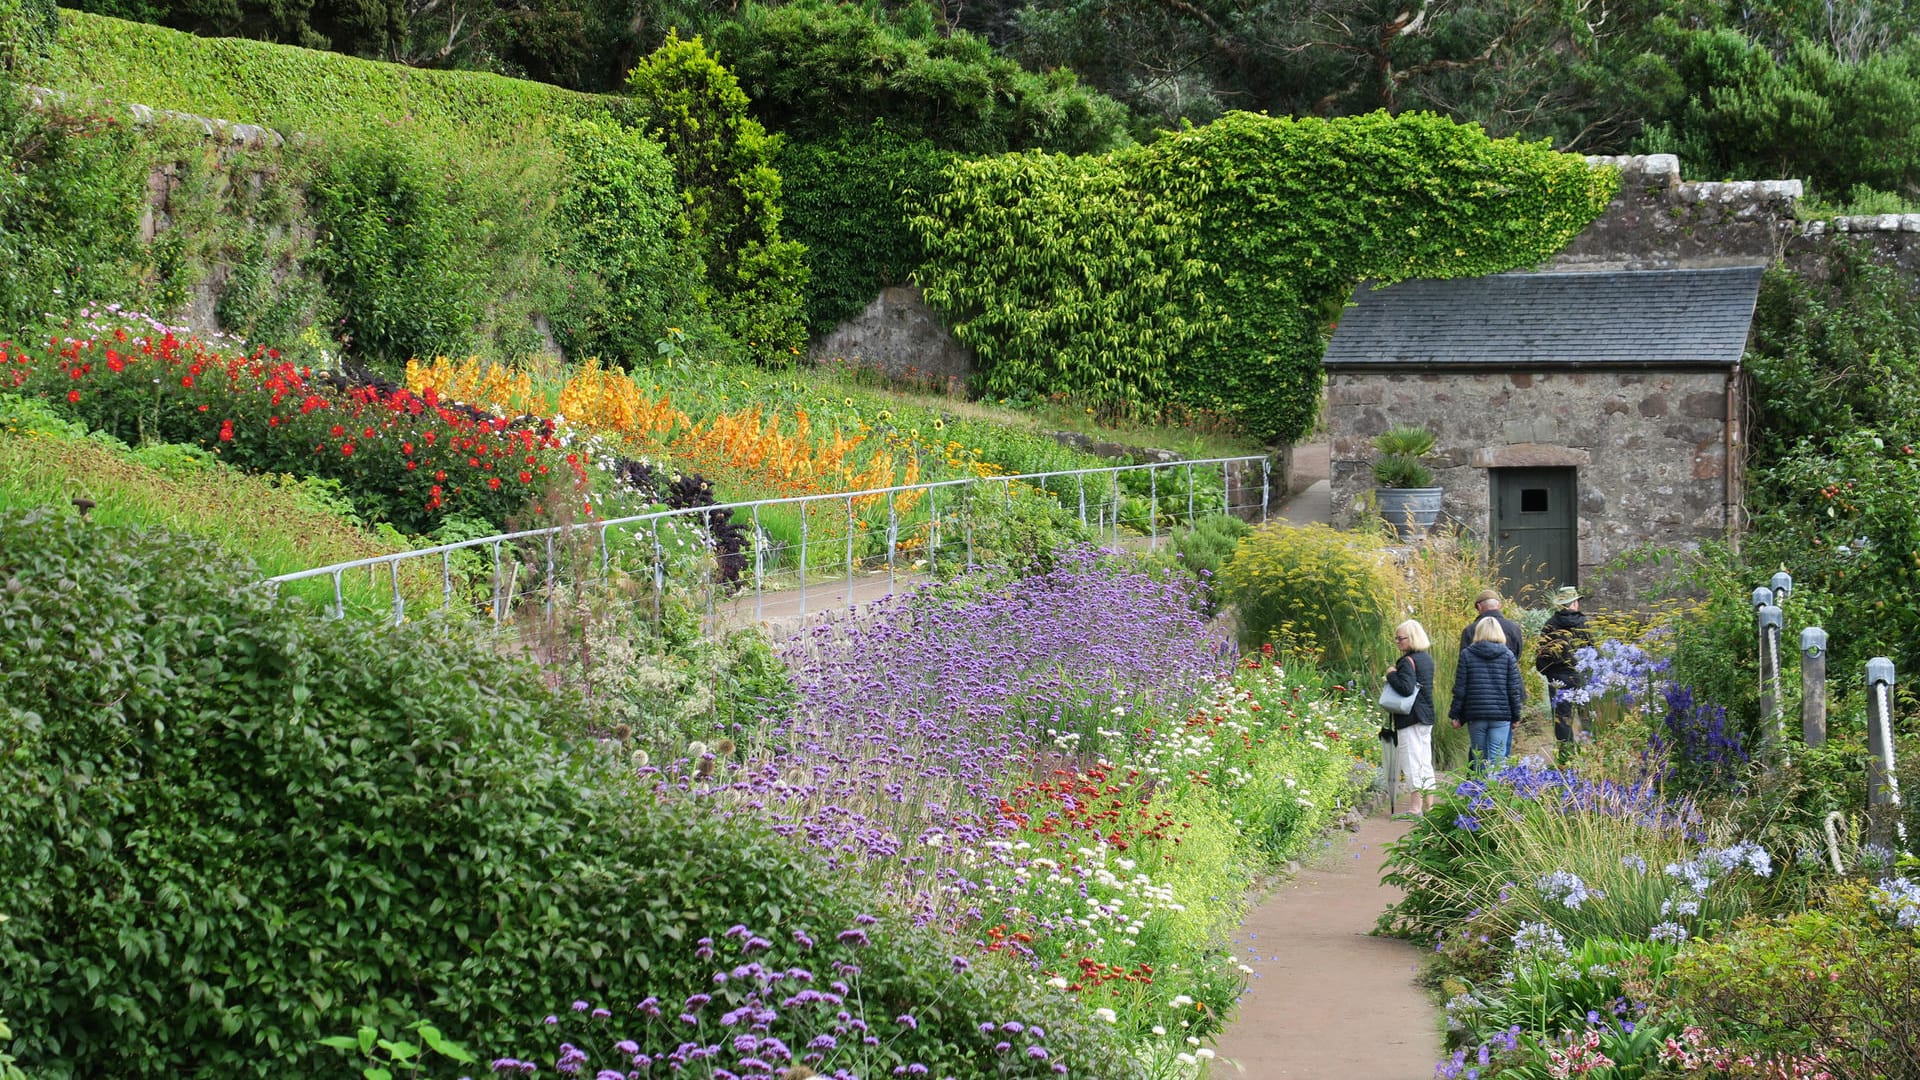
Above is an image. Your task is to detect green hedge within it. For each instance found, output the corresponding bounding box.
[0,510,1126,1078]
[21,10,622,139]
[913,110,1618,444]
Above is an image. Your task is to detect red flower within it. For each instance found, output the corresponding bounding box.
[106,351,125,373]
[487,477,501,490]
[67,389,80,403]
[434,470,447,481]
[401,442,414,455]
[362,426,375,440]
[341,443,355,456]
[518,471,533,484]
[219,419,234,442]
[330,424,345,438]
[405,461,418,470]
[180,375,194,388]
[197,404,209,412]
[423,431,436,445]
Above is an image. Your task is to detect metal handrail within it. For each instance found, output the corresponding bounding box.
[266,454,1274,625]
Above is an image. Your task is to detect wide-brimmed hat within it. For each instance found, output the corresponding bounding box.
[1473,588,1502,606]
[1552,586,1583,607]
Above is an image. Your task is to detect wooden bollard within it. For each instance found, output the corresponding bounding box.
[1867,657,1902,849]
[1801,627,1827,749]
[1757,604,1784,752]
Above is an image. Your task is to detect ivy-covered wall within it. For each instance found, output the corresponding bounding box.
[911,111,1619,445]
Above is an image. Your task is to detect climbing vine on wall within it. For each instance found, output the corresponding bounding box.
[912,110,1618,444]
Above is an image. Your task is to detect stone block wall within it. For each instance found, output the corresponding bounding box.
[1327,369,1740,605]
[809,286,974,393]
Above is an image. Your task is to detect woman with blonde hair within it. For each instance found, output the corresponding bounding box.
[1382,618,1437,814]
[1451,615,1525,768]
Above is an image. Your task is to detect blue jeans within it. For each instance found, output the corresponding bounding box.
[1467,720,1512,769]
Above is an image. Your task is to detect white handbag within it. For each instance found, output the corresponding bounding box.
[1379,677,1418,715]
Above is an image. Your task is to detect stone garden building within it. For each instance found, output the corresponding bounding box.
[1322,263,1766,605]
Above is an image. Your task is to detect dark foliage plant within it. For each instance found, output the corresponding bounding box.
[0,510,1128,1078]
[778,122,953,334]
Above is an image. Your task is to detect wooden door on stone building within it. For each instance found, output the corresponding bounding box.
[1492,467,1577,599]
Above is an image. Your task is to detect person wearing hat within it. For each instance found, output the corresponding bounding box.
[1536,585,1593,746]
[1458,588,1523,658]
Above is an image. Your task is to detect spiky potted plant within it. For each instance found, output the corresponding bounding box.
[1371,425,1441,540]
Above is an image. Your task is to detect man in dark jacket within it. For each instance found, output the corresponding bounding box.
[1536,585,1593,746]
[1459,588,1523,657]
[1451,616,1525,768]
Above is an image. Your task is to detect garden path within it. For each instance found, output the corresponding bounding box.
[1208,811,1438,1079]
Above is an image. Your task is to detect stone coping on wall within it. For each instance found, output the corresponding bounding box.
[24,84,290,148]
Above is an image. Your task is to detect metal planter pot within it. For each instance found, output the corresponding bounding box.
[1376,486,1442,540]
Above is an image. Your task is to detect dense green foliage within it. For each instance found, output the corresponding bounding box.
[15,14,803,370]
[712,0,1130,155]
[21,10,619,136]
[547,117,699,363]
[915,110,1615,443]
[1666,882,1920,1075]
[0,86,147,336]
[626,32,808,363]
[1740,247,1920,675]
[778,122,953,333]
[1218,522,1396,678]
[0,511,1126,1077]
[307,135,494,362]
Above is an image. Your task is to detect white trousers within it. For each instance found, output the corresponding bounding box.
[1382,722,1436,794]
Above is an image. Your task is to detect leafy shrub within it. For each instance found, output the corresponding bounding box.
[914,111,1616,443]
[307,133,491,366]
[548,116,702,365]
[1663,880,1920,1079]
[1218,522,1396,678]
[712,0,1132,154]
[0,79,147,336]
[0,0,56,71]
[0,510,1128,1078]
[627,32,808,365]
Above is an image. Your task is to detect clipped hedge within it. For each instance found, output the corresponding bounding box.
[20,10,622,139]
[914,110,1617,444]
[0,510,1127,1078]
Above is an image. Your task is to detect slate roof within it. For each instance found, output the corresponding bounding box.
[1321,265,1766,371]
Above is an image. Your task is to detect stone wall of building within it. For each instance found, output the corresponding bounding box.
[1327,369,1739,605]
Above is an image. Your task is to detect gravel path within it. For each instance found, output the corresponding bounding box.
[1208,811,1439,1079]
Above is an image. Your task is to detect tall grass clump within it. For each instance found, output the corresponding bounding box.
[1381,761,1770,949]
[1218,522,1396,680]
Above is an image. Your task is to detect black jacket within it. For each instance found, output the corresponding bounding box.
[1451,640,1525,725]
[1536,609,1592,683]
[1386,650,1435,729]
[1459,612,1524,658]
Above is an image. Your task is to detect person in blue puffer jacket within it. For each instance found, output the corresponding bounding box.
[1450,615,1525,768]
